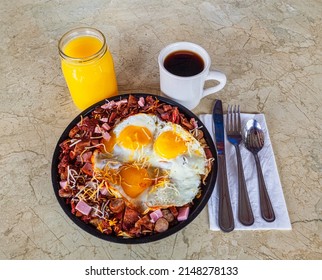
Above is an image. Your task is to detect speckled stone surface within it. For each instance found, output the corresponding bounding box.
[0,0,321,260]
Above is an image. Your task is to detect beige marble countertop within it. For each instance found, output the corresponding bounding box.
[0,0,321,260]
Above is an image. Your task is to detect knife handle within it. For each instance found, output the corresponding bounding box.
[217,155,235,232]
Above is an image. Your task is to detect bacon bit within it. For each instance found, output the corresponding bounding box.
[146,95,155,104]
[128,95,138,106]
[122,207,140,231]
[77,116,88,127]
[69,150,76,160]
[169,206,178,217]
[109,111,117,123]
[171,107,179,123]
[90,139,100,146]
[115,99,128,107]
[121,107,129,116]
[193,129,204,141]
[190,118,198,128]
[180,115,194,130]
[204,148,213,159]
[160,112,170,121]
[81,215,92,223]
[71,200,76,214]
[101,100,116,109]
[109,198,125,213]
[135,215,153,231]
[163,104,172,112]
[75,200,92,216]
[69,126,80,138]
[59,139,71,151]
[58,188,72,198]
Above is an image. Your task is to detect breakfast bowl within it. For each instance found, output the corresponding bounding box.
[51,93,217,244]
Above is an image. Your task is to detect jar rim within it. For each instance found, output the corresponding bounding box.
[58,27,107,63]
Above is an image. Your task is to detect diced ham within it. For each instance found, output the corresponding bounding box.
[100,117,108,122]
[138,97,145,107]
[101,123,111,131]
[81,151,92,163]
[99,186,108,196]
[94,126,102,134]
[102,131,111,141]
[177,206,190,221]
[75,200,92,216]
[59,180,68,189]
[149,209,163,223]
[81,162,93,176]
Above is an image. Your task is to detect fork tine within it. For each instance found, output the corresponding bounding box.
[233,105,237,132]
[237,105,241,132]
[226,104,230,132]
[229,105,233,132]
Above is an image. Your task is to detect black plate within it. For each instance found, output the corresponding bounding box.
[51,93,217,244]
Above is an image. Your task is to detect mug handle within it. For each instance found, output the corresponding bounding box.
[202,70,227,97]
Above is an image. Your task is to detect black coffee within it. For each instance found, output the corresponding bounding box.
[164,50,204,77]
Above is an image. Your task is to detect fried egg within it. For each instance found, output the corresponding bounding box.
[101,113,157,162]
[94,113,207,213]
[151,121,206,174]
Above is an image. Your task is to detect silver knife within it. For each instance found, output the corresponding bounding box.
[213,99,235,232]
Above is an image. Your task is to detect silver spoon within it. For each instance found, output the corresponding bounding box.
[244,119,275,222]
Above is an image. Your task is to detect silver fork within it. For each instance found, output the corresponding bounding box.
[226,105,254,226]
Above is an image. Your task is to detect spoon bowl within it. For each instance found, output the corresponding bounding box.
[244,119,275,222]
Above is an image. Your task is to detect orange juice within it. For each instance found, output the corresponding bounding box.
[59,28,118,110]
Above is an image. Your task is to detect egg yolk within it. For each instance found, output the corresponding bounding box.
[102,132,117,153]
[154,130,187,159]
[119,166,152,198]
[117,125,152,150]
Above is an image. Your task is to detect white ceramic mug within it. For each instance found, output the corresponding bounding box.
[158,42,227,110]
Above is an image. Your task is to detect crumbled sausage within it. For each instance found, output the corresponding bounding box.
[109,199,125,214]
[161,209,174,223]
[154,217,169,233]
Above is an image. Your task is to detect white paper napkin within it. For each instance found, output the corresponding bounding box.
[199,113,291,230]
